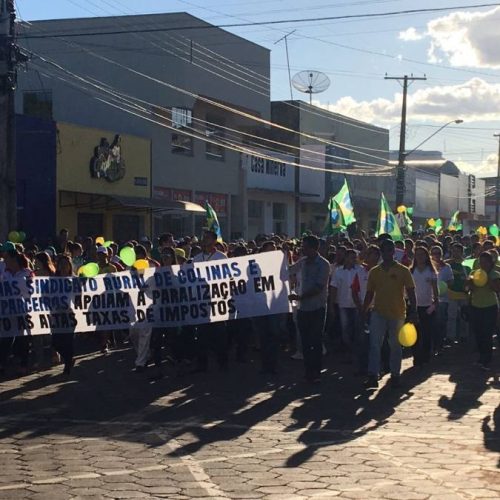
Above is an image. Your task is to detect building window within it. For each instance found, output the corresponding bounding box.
[77,213,103,238]
[205,114,225,161]
[171,134,193,155]
[248,200,263,218]
[112,214,144,242]
[273,202,287,234]
[172,107,192,128]
[171,107,193,155]
[23,90,53,119]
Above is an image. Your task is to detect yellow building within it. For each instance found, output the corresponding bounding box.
[56,122,153,241]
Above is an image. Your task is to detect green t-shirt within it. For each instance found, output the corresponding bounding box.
[448,261,467,293]
[471,269,500,308]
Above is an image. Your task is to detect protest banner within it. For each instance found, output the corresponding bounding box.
[0,251,291,337]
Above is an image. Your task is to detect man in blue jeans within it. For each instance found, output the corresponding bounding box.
[363,239,418,389]
[289,236,330,383]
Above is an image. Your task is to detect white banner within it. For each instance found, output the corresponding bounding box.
[0,252,291,337]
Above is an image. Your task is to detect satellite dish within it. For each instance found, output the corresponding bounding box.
[292,70,331,104]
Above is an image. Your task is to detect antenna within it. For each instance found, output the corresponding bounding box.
[292,70,331,105]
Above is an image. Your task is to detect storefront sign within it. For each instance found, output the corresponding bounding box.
[90,135,125,182]
[153,187,192,201]
[195,192,227,216]
[0,252,291,337]
[242,149,294,192]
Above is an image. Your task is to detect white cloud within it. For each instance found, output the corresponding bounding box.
[456,154,498,176]
[315,78,500,125]
[400,7,500,68]
[398,27,424,41]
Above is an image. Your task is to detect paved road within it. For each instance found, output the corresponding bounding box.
[0,337,498,500]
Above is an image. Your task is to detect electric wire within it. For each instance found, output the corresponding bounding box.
[34,63,394,176]
[32,57,393,172]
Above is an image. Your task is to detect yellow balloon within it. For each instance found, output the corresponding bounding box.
[427,218,436,228]
[397,205,406,214]
[133,259,149,270]
[95,236,105,245]
[398,323,417,347]
[472,269,488,287]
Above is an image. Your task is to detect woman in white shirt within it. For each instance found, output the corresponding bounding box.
[430,245,454,355]
[411,246,439,367]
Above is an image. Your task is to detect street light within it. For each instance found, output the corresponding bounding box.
[395,119,463,205]
[405,119,464,159]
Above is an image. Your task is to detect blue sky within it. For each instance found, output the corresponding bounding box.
[17,0,500,176]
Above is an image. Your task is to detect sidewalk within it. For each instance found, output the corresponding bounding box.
[0,337,498,499]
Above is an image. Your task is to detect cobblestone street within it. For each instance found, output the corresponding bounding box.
[0,339,498,500]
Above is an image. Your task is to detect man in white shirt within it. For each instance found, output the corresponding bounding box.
[330,249,361,365]
[192,231,227,263]
[192,230,228,372]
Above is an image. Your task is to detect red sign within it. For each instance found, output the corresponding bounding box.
[154,187,192,201]
[172,189,192,202]
[195,192,228,216]
[153,186,171,199]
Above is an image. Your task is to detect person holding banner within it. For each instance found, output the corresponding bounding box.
[96,247,117,355]
[52,255,76,375]
[289,236,330,383]
[128,253,154,374]
[4,251,34,376]
[255,240,281,376]
[192,230,229,373]
[33,252,58,367]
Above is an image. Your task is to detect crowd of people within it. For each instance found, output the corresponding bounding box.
[0,227,499,387]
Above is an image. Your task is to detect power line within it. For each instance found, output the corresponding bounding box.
[30,44,393,162]
[18,3,500,39]
[32,55,393,170]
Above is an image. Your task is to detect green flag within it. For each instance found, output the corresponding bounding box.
[434,218,443,234]
[376,193,403,241]
[404,210,413,233]
[324,197,345,235]
[333,178,356,227]
[448,211,462,231]
[205,201,222,242]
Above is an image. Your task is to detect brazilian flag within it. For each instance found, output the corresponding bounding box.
[205,201,222,242]
[448,211,462,231]
[376,193,403,241]
[333,178,356,227]
[324,197,346,235]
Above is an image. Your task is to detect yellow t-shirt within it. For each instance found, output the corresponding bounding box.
[367,262,415,320]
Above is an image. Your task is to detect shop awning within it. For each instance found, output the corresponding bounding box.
[59,191,205,213]
[111,195,205,213]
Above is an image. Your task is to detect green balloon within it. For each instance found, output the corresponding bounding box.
[438,281,448,296]
[18,231,26,242]
[8,231,20,243]
[120,247,136,267]
[406,207,414,216]
[103,240,114,248]
[81,262,99,278]
[489,224,499,237]
[463,258,475,270]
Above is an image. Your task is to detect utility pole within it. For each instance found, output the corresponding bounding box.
[494,133,500,225]
[385,74,426,207]
[0,0,19,239]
